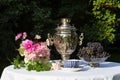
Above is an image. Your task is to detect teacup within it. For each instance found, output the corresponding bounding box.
[63,59,80,68]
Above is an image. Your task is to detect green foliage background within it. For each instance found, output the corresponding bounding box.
[0,0,120,76]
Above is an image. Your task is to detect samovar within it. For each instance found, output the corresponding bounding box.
[47,18,84,61]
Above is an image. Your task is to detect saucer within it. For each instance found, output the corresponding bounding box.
[60,67,83,72]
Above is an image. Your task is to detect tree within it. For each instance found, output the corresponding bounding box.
[90,0,120,43]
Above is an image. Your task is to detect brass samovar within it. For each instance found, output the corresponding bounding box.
[47,18,84,61]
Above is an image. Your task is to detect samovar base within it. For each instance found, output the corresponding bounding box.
[61,54,70,61]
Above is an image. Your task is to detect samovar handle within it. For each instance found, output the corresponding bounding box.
[79,33,84,45]
[46,33,53,46]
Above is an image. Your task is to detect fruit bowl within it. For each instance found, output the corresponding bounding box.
[80,56,110,67]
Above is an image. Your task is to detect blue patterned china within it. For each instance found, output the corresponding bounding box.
[63,59,80,68]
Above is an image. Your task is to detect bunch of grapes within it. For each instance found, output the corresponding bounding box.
[78,42,110,62]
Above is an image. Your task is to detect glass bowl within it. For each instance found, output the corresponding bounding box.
[79,56,110,67]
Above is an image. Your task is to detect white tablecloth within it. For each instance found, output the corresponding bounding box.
[1,62,120,80]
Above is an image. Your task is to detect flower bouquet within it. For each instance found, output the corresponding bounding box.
[78,42,110,67]
[13,32,52,71]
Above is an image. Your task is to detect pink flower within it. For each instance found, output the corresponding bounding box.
[22,39,33,52]
[22,32,27,39]
[15,33,22,41]
[25,53,37,61]
[38,50,47,57]
[15,32,51,63]
[38,46,50,57]
[51,62,61,70]
[33,43,41,53]
[15,32,27,41]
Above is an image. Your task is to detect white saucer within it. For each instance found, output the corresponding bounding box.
[61,67,83,72]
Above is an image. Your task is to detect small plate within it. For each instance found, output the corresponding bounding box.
[61,67,83,72]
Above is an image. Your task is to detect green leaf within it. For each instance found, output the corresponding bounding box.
[17,48,25,55]
[118,3,120,8]
[12,55,25,69]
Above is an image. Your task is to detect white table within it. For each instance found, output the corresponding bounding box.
[1,61,120,80]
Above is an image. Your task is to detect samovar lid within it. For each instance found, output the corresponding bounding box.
[56,18,77,31]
